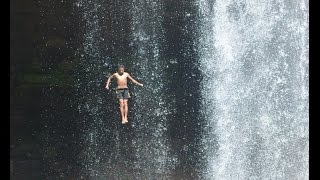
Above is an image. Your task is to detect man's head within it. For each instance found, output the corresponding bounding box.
[118,64,125,75]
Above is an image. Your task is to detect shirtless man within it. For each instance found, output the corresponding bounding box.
[105,65,143,124]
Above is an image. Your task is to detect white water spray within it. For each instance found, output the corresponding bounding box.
[130,0,177,178]
[199,0,309,179]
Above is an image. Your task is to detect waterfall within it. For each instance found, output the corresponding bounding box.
[198,0,309,179]
[39,0,308,179]
[129,0,176,179]
[73,0,176,179]
[74,0,124,178]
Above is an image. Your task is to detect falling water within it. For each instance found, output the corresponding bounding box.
[73,0,175,179]
[129,0,177,179]
[37,0,308,179]
[198,0,309,179]
[73,0,122,178]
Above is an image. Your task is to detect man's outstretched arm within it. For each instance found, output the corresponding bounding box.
[127,74,143,87]
[105,74,115,90]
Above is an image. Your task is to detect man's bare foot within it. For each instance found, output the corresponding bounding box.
[121,119,128,124]
[123,118,128,124]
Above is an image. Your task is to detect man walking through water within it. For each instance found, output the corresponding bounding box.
[105,65,143,124]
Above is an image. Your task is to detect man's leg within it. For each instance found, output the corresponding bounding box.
[123,99,128,123]
[119,99,126,124]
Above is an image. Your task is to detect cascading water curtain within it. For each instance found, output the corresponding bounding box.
[73,0,113,177]
[73,0,176,179]
[198,0,309,179]
[129,0,177,179]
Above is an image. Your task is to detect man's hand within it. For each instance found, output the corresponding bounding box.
[105,85,109,90]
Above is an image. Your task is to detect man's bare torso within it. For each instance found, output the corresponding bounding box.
[114,72,129,89]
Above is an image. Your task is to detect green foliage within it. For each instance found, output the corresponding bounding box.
[15,57,79,87]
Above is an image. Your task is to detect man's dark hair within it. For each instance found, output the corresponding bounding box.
[118,64,125,69]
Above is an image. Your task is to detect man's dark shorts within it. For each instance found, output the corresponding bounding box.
[116,88,130,99]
